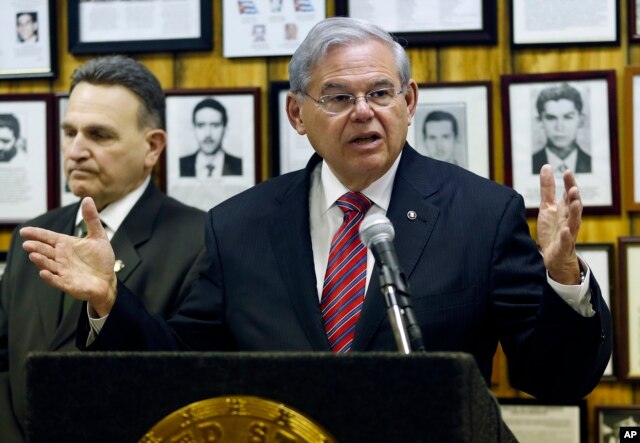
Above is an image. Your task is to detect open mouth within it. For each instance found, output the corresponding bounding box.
[351,134,380,144]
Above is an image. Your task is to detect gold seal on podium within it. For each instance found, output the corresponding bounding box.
[139,395,338,442]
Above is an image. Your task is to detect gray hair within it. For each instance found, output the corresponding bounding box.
[70,55,165,130]
[288,17,411,94]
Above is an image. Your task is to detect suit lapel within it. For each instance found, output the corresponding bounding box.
[50,184,160,349]
[352,146,440,351]
[267,156,330,350]
[110,182,162,283]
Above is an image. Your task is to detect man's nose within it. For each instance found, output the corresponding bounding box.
[350,96,374,121]
[65,135,89,159]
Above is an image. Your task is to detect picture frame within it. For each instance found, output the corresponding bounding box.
[334,0,497,46]
[498,398,586,443]
[624,66,640,211]
[0,250,6,280]
[631,0,640,42]
[575,243,615,380]
[0,0,56,80]
[413,81,493,179]
[68,0,212,55]
[164,88,261,213]
[511,0,619,48]
[596,405,640,442]
[617,237,640,381]
[55,94,81,208]
[222,0,326,58]
[269,81,314,176]
[501,71,620,216]
[0,93,54,226]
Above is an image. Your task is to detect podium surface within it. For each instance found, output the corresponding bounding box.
[27,351,513,442]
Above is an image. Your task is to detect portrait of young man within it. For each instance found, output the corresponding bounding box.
[16,12,38,44]
[179,97,243,178]
[0,114,25,163]
[532,83,592,175]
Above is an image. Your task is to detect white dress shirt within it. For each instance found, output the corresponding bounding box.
[86,177,150,335]
[310,154,594,317]
[544,146,579,175]
[195,150,225,179]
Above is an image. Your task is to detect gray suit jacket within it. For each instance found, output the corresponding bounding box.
[0,182,207,442]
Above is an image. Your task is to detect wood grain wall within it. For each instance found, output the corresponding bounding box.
[1,2,638,441]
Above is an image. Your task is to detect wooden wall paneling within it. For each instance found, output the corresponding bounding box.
[267,57,291,82]
[514,48,625,75]
[406,49,438,84]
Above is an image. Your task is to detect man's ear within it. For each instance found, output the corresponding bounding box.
[144,129,166,168]
[578,113,586,128]
[286,92,307,135]
[405,79,419,126]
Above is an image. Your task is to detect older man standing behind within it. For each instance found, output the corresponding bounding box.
[0,55,207,443]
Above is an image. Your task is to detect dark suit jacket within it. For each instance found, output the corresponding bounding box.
[83,145,611,401]
[532,145,592,174]
[0,182,207,442]
[179,151,243,177]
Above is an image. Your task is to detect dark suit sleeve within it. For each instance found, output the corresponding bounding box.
[490,194,611,400]
[78,212,235,352]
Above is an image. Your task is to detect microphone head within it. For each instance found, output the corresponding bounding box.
[359,213,395,247]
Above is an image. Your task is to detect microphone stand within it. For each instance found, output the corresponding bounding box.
[378,264,426,354]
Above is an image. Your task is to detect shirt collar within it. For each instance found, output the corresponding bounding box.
[544,144,578,172]
[320,151,402,213]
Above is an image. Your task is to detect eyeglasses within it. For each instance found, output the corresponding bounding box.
[303,87,405,115]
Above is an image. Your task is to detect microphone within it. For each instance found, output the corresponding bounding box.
[359,214,425,353]
[359,214,409,294]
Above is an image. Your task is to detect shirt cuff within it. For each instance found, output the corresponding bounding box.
[86,304,109,346]
[546,256,595,317]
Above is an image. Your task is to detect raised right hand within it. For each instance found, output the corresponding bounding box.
[20,197,117,317]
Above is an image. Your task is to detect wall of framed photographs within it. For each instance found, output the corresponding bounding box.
[1,1,640,442]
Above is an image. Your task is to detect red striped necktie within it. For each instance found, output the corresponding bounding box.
[321,191,373,353]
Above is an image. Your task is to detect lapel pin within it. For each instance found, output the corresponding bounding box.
[407,211,417,220]
[114,260,125,273]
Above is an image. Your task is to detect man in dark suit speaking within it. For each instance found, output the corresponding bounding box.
[179,98,242,178]
[532,83,592,175]
[0,56,207,443]
[22,18,611,404]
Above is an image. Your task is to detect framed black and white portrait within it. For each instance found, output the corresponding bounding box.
[624,66,640,212]
[55,94,81,208]
[617,237,640,381]
[597,406,640,443]
[0,0,56,79]
[0,251,6,280]
[164,89,261,212]
[502,71,619,216]
[269,81,314,176]
[631,0,640,42]
[0,94,54,225]
[412,82,492,179]
[576,243,615,380]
